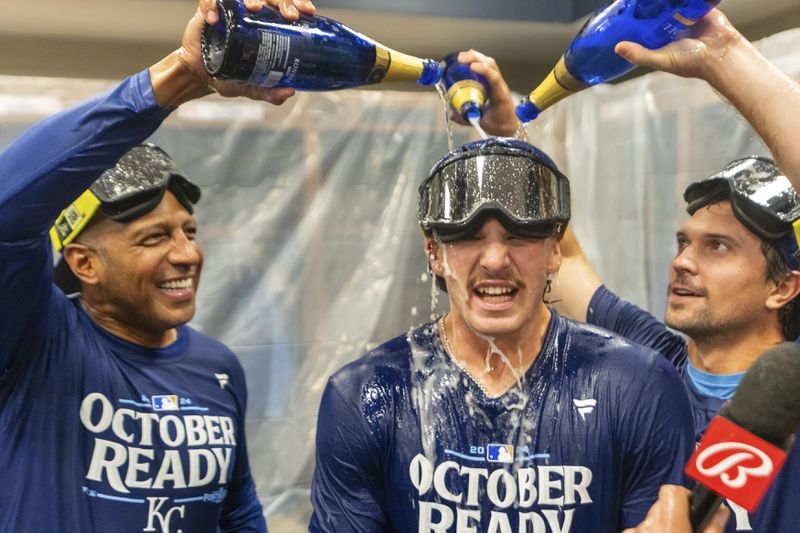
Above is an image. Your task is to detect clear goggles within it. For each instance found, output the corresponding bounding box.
[50,144,201,252]
[418,138,571,241]
[684,156,800,269]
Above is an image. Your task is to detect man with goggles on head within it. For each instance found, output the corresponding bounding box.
[310,137,694,532]
[0,1,316,532]
[553,157,800,532]
[49,144,202,294]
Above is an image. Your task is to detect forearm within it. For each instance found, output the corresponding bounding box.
[551,256,601,321]
[703,32,800,189]
[550,227,602,321]
[149,49,214,109]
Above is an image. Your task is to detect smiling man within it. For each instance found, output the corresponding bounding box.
[50,145,205,346]
[310,138,694,532]
[0,0,316,531]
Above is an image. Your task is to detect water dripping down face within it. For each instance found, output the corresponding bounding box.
[428,217,561,341]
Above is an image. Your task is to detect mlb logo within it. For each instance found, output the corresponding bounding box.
[152,395,180,411]
[486,444,514,463]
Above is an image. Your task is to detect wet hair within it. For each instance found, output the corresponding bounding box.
[422,229,449,293]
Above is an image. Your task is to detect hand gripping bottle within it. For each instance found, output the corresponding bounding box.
[202,0,441,90]
[515,0,721,122]
[441,53,490,121]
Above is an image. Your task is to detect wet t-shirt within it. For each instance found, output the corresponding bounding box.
[588,285,800,533]
[310,313,694,532]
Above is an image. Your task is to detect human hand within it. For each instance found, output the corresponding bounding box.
[622,485,729,533]
[450,50,520,138]
[199,0,315,25]
[177,0,317,105]
[614,9,743,82]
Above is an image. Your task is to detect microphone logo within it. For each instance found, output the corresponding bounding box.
[686,417,787,512]
[695,442,773,488]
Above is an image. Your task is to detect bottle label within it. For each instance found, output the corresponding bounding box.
[247,31,294,87]
[554,56,590,92]
[378,47,426,85]
[447,80,487,114]
[367,46,390,84]
[446,80,485,100]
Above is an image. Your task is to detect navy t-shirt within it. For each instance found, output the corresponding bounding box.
[311,314,694,532]
[588,285,800,532]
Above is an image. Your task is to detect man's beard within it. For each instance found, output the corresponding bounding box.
[665,303,747,343]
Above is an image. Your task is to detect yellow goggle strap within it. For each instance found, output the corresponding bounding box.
[49,190,102,252]
[791,219,800,264]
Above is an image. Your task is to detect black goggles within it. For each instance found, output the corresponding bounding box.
[50,144,201,252]
[90,144,201,222]
[684,156,800,269]
[418,138,571,241]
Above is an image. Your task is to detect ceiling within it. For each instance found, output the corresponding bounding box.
[0,0,798,92]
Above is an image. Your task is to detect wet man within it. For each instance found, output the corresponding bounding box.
[0,0,315,531]
[310,138,694,532]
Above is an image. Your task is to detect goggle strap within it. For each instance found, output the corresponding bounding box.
[793,219,800,255]
[789,219,800,270]
[49,190,101,252]
[774,230,800,271]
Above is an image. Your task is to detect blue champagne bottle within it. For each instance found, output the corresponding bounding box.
[516,0,722,122]
[441,53,490,121]
[202,0,441,90]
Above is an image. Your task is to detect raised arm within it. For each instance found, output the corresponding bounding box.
[549,226,602,322]
[0,0,314,376]
[616,9,800,190]
[154,0,316,108]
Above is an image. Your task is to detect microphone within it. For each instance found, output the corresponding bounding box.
[686,342,800,532]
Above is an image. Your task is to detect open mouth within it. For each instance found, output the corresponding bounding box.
[474,285,518,303]
[157,277,194,293]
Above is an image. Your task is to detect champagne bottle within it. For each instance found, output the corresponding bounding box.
[516,0,722,122]
[441,53,489,121]
[201,0,441,90]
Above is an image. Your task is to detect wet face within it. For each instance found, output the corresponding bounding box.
[428,217,561,339]
[77,192,203,342]
[665,201,774,340]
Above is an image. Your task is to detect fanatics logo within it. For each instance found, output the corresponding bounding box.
[215,373,230,390]
[573,398,597,420]
[151,395,180,411]
[486,444,514,463]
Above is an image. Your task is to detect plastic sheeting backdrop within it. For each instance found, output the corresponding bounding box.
[0,27,797,531]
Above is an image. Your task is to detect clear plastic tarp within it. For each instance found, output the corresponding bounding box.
[0,26,798,531]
